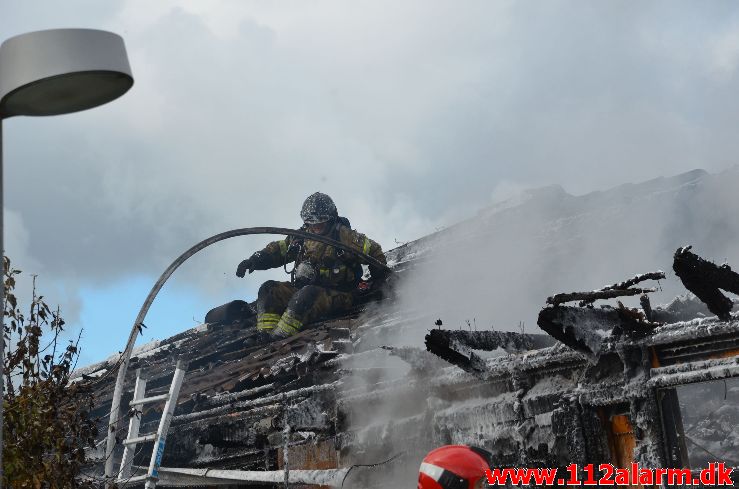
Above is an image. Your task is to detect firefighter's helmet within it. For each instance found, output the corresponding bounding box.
[300,192,338,224]
[418,445,492,489]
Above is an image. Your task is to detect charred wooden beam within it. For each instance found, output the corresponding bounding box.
[615,302,662,337]
[428,330,554,352]
[424,330,555,375]
[381,346,449,372]
[127,466,351,487]
[600,271,666,293]
[538,303,662,356]
[547,288,655,307]
[639,294,653,322]
[659,388,690,468]
[537,306,620,356]
[424,330,489,376]
[673,246,739,320]
[546,271,665,307]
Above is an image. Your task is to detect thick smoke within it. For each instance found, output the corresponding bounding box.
[342,168,739,487]
[387,168,739,346]
[4,1,739,361]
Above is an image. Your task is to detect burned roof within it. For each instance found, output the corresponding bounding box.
[78,169,739,487]
[77,238,739,488]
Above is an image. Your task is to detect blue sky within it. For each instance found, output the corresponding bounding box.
[72,243,288,366]
[76,277,209,366]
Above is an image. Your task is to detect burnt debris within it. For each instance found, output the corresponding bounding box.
[546,271,666,307]
[547,287,655,307]
[615,301,663,337]
[80,244,739,488]
[538,271,666,355]
[424,329,555,376]
[422,253,739,478]
[539,249,739,355]
[673,246,739,320]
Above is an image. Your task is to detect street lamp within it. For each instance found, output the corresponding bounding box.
[0,28,133,487]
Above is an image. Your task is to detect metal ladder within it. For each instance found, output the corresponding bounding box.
[115,359,187,488]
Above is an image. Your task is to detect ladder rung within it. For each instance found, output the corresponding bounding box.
[130,393,169,406]
[115,474,148,486]
[123,433,156,445]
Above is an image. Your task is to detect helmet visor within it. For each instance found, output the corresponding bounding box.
[302,214,332,225]
[306,220,331,235]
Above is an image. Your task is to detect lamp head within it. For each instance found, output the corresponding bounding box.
[0,29,133,118]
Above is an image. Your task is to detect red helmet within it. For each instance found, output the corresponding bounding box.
[418,445,492,489]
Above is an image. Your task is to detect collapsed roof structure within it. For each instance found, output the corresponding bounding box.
[77,243,739,488]
[77,170,739,487]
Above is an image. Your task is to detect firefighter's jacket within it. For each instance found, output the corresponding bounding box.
[248,223,386,291]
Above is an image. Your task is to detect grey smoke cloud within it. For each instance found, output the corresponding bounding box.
[390,169,739,343]
[2,1,739,340]
[342,168,739,487]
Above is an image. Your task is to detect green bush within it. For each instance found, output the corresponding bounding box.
[3,256,98,488]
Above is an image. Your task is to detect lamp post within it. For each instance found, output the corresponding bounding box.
[0,28,133,487]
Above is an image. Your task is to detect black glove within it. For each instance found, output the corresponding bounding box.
[368,265,390,284]
[288,238,304,253]
[236,258,255,278]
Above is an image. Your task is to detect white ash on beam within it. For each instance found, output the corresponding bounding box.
[546,288,656,306]
[380,346,449,372]
[546,271,665,307]
[127,466,351,487]
[599,271,666,292]
[201,383,276,407]
[424,330,489,376]
[171,382,338,426]
[423,330,556,377]
[648,356,739,388]
[537,306,621,357]
[427,330,555,353]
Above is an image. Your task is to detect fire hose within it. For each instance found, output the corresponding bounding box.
[104,227,392,481]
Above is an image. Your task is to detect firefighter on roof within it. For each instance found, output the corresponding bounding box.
[235,192,387,339]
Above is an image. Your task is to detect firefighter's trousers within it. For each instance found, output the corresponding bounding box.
[254,280,354,337]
